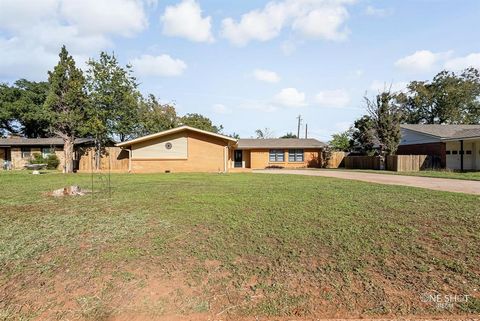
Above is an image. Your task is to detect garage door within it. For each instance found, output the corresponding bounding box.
[446,147,473,170]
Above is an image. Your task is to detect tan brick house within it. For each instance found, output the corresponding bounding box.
[116,126,326,173]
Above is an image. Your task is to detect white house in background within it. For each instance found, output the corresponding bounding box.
[398,124,480,171]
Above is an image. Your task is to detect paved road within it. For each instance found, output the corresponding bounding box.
[255,169,480,195]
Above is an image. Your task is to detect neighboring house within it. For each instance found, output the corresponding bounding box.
[399,124,480,170]
[116,126,326,173]
[0,136,96,170]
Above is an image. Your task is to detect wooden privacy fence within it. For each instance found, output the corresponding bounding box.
[77,147,129,172]
[345,155,441,171]
[344,156,381,170]
[386,155,441,172]
[326,151,346,168]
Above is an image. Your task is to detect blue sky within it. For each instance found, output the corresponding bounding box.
[1,0,480,141]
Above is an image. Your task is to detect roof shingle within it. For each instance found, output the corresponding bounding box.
[237,138,326,149]
[0,137,94,147]
[400,124,480,139]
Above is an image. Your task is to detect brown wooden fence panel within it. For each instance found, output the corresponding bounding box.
[386,155,430,172]
[326,151,345,168]
[344,156,381,170]
[77,147,128,172]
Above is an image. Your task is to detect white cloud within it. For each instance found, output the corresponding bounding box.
[60,0,148,37]
[364,5,393,17]
[395,50,452,72]
[292,6,350,41]
[221,1,287,46]
[253,69,281,83]
[370,80,408,93]
[131,54,187,77]
[274,87,307,107]
[161,0,214,43]
[212,104,232,114]
[0,0,151,79]
[221,0,355,46]
[444,53,480,70]
[315,89,350,108]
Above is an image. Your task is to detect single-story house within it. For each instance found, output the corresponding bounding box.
[398,124,480,170]
[116,126,327,173]
[0,136,95,170]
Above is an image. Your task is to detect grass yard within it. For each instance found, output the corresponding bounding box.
[1,171,479,320]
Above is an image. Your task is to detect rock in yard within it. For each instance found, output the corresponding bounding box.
[49,186,86,197]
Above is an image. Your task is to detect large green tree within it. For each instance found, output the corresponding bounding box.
[180,113,223,133]
[44,46,89,173]
[329,130,351,151]
[398,68,480,124]
[350,116,376,155]
[137,94,177,136]
[366,92,403,156]
[86,52,141,142]
[0,80,50,137]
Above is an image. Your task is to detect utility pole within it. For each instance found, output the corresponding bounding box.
[305,123,308,139]
[296,115,302,138]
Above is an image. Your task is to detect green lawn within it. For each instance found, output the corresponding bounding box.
[1,171,479,320]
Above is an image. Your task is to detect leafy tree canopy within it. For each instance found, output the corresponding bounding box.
[44,45,89,172]
[350,115,377,155]
[180,113,223,133]
[397,68,480,124]
[329,130,351,151]
[85,52,141,142]
[0,79,50,137]
[137,94,177,136]
[366,92,403,156]
[280,132,297,138]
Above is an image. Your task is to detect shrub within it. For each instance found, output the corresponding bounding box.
[29,153,60,170]
[29,153,45,165]
[46,154,60,170]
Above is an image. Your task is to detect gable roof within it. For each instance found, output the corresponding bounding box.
[116,126,237,147]
[237,138,326,149]
[0,137,95,147]
[401,124,480,140]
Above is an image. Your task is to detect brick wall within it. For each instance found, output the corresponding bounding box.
[249,148,323,169]
[131,130,228,173]
[397,143,446,168]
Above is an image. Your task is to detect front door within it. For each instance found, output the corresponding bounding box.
[234,150,242,168]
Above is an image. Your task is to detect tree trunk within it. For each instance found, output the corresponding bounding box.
[64,136,74,173]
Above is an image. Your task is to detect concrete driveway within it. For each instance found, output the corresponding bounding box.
[254,169,480,195]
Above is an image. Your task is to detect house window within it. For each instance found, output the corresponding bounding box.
[42,147,54,158]
[21,147,31,158]
[288,149,304,162]
[452,150,458,155]
[466,150,472,155]
[446,150,451,155]
[269,149,284,162]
